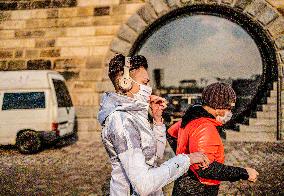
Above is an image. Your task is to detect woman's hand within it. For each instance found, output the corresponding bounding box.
[149,95,167,124]
[245,167,259,182]
[188,152,210,168]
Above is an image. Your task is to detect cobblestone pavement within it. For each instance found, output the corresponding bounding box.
[0,133,283,196]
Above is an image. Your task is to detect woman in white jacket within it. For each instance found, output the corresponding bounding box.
[98,54,209,196]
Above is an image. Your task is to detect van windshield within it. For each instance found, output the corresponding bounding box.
[2,92,45,110]
[52,79,73,107]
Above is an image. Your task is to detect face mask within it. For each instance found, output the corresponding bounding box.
[132,79,152,103]
[216,111,233,124]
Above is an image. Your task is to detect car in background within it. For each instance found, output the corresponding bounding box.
[0,70,75,154]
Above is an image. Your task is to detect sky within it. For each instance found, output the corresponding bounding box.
[138,15,263,88]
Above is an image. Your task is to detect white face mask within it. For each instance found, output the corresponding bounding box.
[216,111,233,124]
[132,79,152,103]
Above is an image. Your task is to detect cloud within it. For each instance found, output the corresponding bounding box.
[139,15,262,87]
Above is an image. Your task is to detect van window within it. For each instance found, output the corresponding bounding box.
[52,79,73,107]
[2,92,45,110]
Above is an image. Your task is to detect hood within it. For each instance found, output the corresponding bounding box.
[97,92,149,125]
[181,104,225,138]
[181,105,221,128]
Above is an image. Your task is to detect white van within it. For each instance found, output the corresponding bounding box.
[0,70,75,154]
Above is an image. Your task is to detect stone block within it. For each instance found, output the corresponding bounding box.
[89,46,109,56]
[0,61,7,71]
[127,13,147,33]
[86,55,104,69]
[193,0,206,3]
[25,50,40,58]
[94,6,111,16]
[30,9,48,19]
[221,0,234,5]
[11,10,32,20]
[149,0,169,16]
[58,70,80,81]
[45,28,66,37]
[245,0,267,17]
[125,3,144,15]
[279,50,284,63]
[93,15,128,26]
[77,0,120,7]
[0,51,13,59]
[117,24,139,43]
[72,81,97,92]
[14,50,24,58]
[180,0,193,4]
[110,38,131,55]
[59,8,78,18]
[75,106,96,118]
[0,30,14,39]
[137,3,158,24]
[7,60,26,70]
[0,11,11,21]
[0,39,35,49]
[95,81,114,93]
[164,0,182,8]
[29,0,52,9]
[257,5,279,25]
[26,19,57,29]
[268,18,284,37]
[0,2,17,11]
[104,51,117,66]
[35,39,56,48]
[40,49,60,57]
[77,7,93,17]
[0,20,25,30]
[276,35,284,50]
[47,9,59,18]
[79,69,104,81]
[27,59,52,70]
[54,58,85,69]
[72,92,99,106]
[61,47,90,57]
[52,0,77,8]
[234,0,253,10]
[77,118,100,132]
[56,36,113,47]
[15,30,45,38]
[95,25,119,36]
[66,26,96,37]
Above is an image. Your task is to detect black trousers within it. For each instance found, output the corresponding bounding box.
[172,171,219,196]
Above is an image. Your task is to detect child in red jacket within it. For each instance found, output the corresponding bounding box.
[167,82,259,195]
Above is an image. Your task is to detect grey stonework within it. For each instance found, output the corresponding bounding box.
[110,38,131,55]
[126,13,147,33]
[117,24,139,44]
[137,3,158,24]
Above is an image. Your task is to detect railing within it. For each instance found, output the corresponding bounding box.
[277,63,283,140]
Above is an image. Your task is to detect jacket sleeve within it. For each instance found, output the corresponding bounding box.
[152,123,167,159]
[166,120,181,153]
[196,161,249,182]
[192,123,249,182]
[109,113,191,196]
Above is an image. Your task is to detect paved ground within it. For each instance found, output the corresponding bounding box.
[0,133,283,196]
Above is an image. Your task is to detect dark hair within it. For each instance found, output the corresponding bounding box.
[108,54,148,87]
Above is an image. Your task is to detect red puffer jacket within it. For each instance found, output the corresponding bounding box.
[168,117,224,185]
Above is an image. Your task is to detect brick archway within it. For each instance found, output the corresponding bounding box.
[106,0,284,140]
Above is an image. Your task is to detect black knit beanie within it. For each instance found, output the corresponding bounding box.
[202,82,236,109]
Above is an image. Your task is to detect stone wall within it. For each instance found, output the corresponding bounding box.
[0,0,283,134]
[0,0,144,133]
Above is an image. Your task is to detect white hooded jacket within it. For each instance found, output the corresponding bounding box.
[98,92,191,196]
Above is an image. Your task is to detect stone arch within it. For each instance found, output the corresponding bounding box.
[106,0,284,139]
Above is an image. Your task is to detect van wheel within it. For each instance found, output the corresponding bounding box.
[16,130,42,154]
